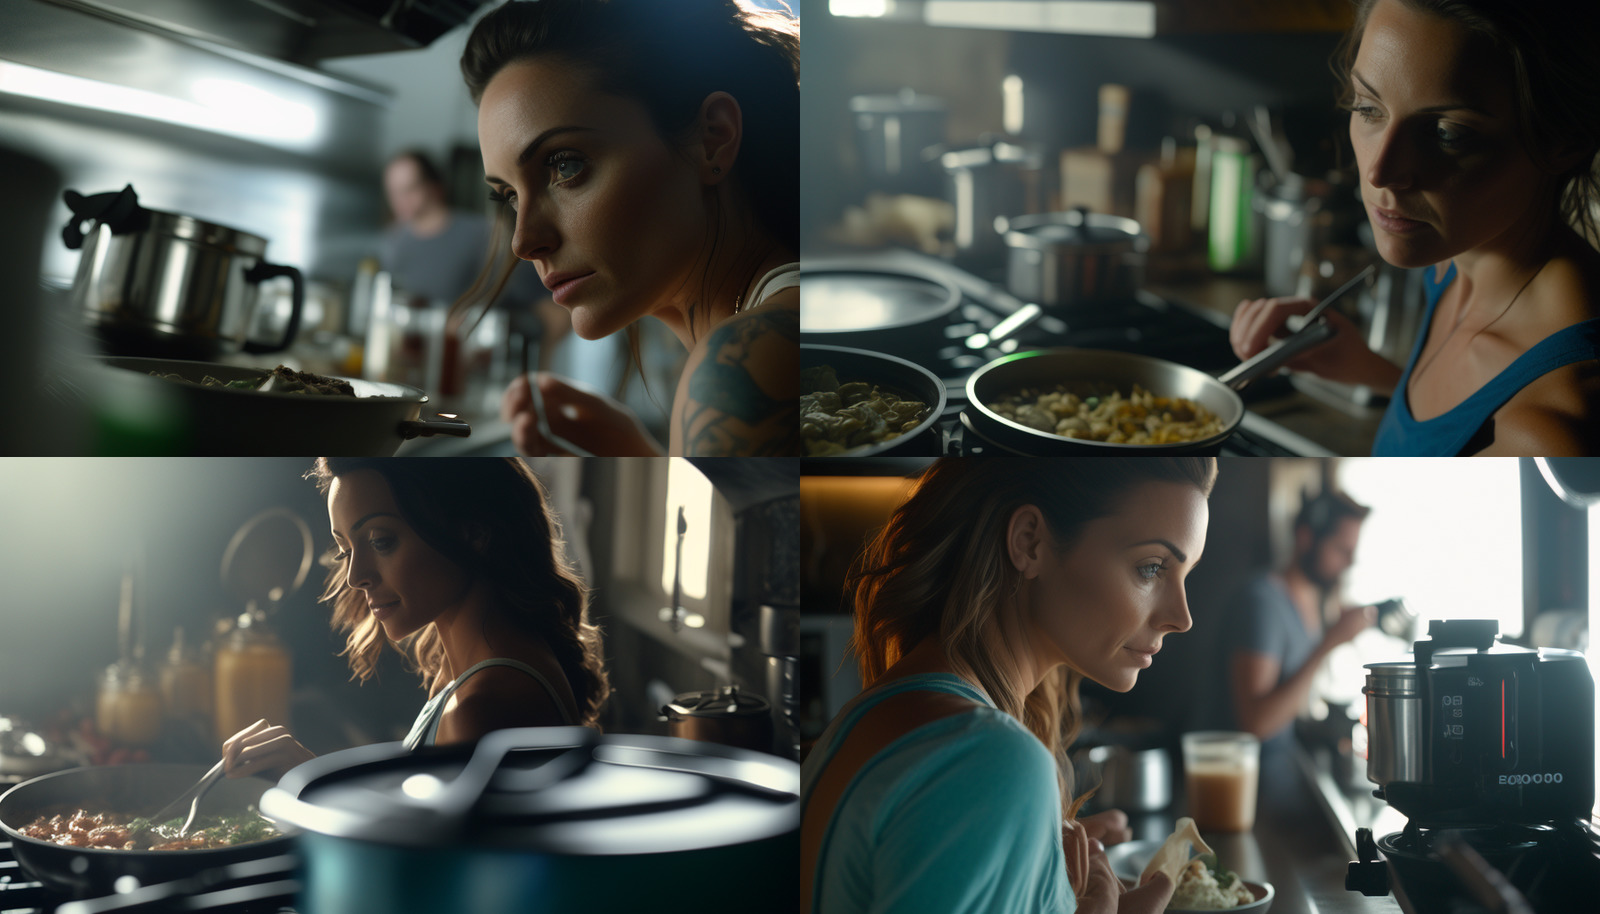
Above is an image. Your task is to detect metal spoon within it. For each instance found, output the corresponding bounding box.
[142,758,227,840]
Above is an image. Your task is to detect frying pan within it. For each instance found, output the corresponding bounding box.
[87,356,471,455]
[0,763,292,894]
[802,344,946,457]
[799,261,963,352]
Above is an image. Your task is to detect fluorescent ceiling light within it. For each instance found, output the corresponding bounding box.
[0,60,323,151]
[925,0,1158,38]
[830,0,897,17]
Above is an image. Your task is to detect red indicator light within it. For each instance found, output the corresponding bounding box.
[1501,679,1506,759]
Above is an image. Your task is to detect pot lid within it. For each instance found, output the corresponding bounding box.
[936,137,1042,172]
[664,685,771,719]
[0,717,67,778]
[260,727,797,854]
[998,209,1146,252]
[800,267,961,334]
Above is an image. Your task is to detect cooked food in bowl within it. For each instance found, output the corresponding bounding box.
[149,364,356,396]
[986,383,1223,445]
[20,808,280,851]
[1168,856,1255,910]
[801,364,931,456]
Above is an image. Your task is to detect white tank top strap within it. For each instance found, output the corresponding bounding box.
[745,261,801,308]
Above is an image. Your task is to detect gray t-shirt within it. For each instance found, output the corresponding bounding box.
[380,210,544,308]
[1222,572,1315,759]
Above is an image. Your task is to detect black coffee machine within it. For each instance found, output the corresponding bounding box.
[1347,619,1600,912]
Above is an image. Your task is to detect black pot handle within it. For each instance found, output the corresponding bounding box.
[241,260,304,355]
[61,184,147,249]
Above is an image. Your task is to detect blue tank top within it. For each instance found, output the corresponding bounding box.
[1371,262,1600,455]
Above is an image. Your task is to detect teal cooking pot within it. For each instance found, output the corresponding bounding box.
[260,727,798,914]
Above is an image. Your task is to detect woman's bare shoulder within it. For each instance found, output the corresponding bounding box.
[1480,359,1600,455]
[673,301,799,456]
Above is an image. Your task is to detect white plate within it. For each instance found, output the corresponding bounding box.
[1103,839,1276,913]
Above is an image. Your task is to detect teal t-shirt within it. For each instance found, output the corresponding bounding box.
[802,673,1075,914]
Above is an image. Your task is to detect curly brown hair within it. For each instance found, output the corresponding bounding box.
[307,457,610,729]
[847,457,1218,819]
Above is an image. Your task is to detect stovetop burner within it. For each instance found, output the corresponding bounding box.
[805,249,1336,457]
[0,841,298,914]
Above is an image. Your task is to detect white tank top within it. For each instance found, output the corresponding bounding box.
[403,657,575,749]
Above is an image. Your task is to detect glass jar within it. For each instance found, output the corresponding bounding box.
[96,660,163,748]
[213,615,292,742]
[160,626,213,732]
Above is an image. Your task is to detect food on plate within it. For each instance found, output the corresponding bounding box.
[801,364,930,456]
[1141,816,1213,887]
[19,808,280,851]
[986,383,1224,444]
[149,364,356,396]
[1168,855,1255,910]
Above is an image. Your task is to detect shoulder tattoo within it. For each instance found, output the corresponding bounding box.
[683,309,800,456]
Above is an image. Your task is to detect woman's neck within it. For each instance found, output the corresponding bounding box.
[649,210,795,350]
[430,585,496,685]
[1446,201,1565,316]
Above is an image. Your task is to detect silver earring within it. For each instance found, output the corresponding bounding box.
[712,166,722,176]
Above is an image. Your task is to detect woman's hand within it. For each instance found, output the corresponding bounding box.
[501,372,665,456]
[1079,809,1132,847]
[1229,296,1399,393]
[221,719,315,781]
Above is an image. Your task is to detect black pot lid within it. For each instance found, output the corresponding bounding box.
[664,685,771,718]
[800,267,961,334]
[260,728,797,855]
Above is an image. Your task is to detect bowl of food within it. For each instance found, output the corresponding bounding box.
[963,348,1245,455]
[84,356,470,455]
[801,344,945,457]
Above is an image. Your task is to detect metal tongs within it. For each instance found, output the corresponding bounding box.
[1216,264,1375,391]
[139,757,227,841]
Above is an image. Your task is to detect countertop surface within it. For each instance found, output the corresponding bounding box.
[1113,743,1403,914]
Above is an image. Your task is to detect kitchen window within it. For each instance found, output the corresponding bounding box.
[610,459,735,646]
[1339,457,1524,638]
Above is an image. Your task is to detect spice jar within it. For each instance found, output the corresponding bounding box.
[160,626,213,732]
[96,659,163,748]
[214,614,292,741]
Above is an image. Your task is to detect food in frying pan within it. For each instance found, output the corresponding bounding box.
[986,384,1223,444]
[149,364,356,396]
[801,364,931,456]
[19,808,280,851]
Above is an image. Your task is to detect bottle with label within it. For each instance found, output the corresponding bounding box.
[213,613,292,742]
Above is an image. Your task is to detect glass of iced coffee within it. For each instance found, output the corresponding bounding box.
[1180,730,1260,832]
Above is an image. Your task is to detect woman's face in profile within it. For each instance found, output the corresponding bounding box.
[1025,482,1208,693]
[478,58,709,340]
[1349,0,1550,269]
[327,469,475,642]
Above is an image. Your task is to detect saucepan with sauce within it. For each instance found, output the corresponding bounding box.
[0,763,293,894]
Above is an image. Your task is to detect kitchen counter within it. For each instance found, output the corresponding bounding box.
[1146,275,1387,456]
[1115,744,1402,914]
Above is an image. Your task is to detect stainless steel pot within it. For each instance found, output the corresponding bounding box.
[998,208,1149,310]
[1079,745,1171,812]
[935,136,1043,268]
[661,685,775,754]
[62,185,304,360]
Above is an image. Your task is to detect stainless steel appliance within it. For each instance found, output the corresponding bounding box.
[1348,619,1600,913]
[934,136,1043,268]
[62,185,304,361]
[850,90,947,198]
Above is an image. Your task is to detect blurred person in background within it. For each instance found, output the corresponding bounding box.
[457,0,800,457]
[1221,489,1375,766]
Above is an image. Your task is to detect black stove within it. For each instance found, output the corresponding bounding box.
[0,841,298,914]
[803,249,1336,457]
